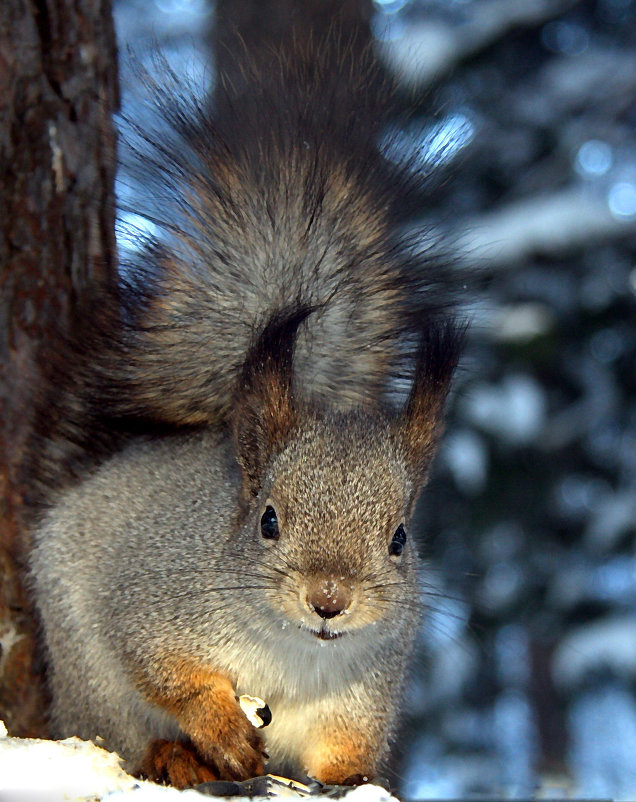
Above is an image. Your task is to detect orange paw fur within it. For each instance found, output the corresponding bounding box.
[139,660,265,782]
[305,731,376,786]
[139,739,218,788]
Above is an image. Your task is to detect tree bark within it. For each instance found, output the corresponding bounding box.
[0,0,118,736]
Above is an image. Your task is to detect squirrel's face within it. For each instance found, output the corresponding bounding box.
[232,309,461,644]
[246,413,420,643]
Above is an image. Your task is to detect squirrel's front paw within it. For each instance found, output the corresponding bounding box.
[193,700,265,781]
[138,739,218,788]
[150,668,266,782]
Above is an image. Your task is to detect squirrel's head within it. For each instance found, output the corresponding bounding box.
[232,308,462,643]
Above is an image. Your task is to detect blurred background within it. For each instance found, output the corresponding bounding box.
[114,0,636,797]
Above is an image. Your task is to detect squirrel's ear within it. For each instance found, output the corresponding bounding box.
[396,320,464,481]
[233,306,312,502]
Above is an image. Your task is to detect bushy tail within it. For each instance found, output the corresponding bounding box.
[22,30,459,514]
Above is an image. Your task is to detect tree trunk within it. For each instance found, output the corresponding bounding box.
[0,0,118,736]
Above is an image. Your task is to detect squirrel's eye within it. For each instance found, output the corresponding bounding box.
[260,505,280,540]
[389,524,407,557]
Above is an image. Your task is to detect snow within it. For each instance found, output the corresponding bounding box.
[568,683,636,798]
[552,615,636,688]
[339,785,395,802]
[0,622,25,678]
[460,374,546,446]
[0,723,400,802]
[374,0,580,89]
[441,428,489,495]
[456,186,636,269]
[0,724,202,800]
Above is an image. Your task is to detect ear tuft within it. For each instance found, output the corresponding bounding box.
[398,319,465,477]
[233,305,313,502]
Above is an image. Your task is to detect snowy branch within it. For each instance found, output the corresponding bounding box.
[454,186,636,270]
[376,0,582,89]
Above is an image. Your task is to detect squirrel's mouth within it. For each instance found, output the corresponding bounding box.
[296,621,344,640]
[315,624,343,641]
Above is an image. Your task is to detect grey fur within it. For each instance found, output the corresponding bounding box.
[31,418,423,778]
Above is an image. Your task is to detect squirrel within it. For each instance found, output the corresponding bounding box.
[23,12,463,792]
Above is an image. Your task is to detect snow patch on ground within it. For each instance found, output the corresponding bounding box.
[0,722,399,802]
[0,721,204,800]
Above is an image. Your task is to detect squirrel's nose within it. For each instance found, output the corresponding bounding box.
[306,578,352,619]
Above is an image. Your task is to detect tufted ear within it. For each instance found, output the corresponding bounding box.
[233,306,312,503]
[396,320,464,482]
